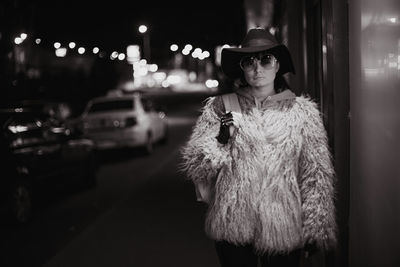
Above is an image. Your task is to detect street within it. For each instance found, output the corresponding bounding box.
[0,91,220,267]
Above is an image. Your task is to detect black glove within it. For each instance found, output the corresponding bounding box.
[216,112,234,144]
[303,241,318,258]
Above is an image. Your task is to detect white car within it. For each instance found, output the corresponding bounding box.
[80,93,168,153]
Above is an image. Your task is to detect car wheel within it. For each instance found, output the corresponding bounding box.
[144,133,154,155]
[11,181,33,224]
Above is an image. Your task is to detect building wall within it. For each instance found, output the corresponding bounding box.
[349,0,400,266]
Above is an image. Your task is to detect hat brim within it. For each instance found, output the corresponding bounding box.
[221,44,296,79]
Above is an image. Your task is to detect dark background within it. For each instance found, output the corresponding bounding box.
[13,0,247,63]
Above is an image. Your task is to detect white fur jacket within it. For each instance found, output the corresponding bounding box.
[180,89,336,254]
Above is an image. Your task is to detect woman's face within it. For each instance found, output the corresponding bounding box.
[240,53,279,88]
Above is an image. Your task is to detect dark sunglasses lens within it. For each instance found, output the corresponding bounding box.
[260,54,274,66]
[240,57,254,70]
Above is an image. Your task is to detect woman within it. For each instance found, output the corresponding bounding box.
[180,28,336,267]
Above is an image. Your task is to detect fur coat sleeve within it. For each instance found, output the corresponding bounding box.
[179,96,231,184]
[298,97,337,250]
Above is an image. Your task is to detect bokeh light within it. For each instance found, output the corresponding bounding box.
[205,79,219,88]
[148,64,158,72]
[138,25,148,33]
[14,37,23,45]
[111,51,119,60]
[55,48,67,57]
[118,53,126,60]
[78,47,85,54]
[184,44,193,51]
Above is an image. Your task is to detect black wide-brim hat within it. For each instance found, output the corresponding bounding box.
[221,28,296,79]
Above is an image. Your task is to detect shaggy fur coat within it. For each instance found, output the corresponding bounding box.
[180,89,336,254]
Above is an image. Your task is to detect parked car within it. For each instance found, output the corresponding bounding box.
[80,93,168,153]
[0,108,97,224]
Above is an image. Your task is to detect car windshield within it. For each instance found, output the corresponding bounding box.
[88,99,134,113]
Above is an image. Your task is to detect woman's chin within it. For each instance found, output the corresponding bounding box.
[250,80,273,88]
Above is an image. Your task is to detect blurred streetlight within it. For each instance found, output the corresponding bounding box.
[184,44,193,51]
[148,64,158,72]
[191,48,202,59]
[55,48,67,57]
[127,45,140,63]
[138,24,151,61]
[138,25,147,33]
[78,47,85,54]
[111,51,119,60]
[170,44,178,52]
[14,37,23,45]
[118,53,126,61]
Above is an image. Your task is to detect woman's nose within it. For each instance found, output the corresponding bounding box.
[254,60,263,71]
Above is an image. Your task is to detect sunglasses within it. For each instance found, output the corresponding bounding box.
[239,54,277,71]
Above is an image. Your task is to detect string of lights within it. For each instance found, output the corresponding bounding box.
[13,32,218,64]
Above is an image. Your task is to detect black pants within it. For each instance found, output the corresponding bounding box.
[215,241,302,267]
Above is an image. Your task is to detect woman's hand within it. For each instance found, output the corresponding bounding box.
[216,112,241,144]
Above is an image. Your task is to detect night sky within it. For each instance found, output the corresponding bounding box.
[31,0,248,63]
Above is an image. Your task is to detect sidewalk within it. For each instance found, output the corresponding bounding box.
[43,150,219,267]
